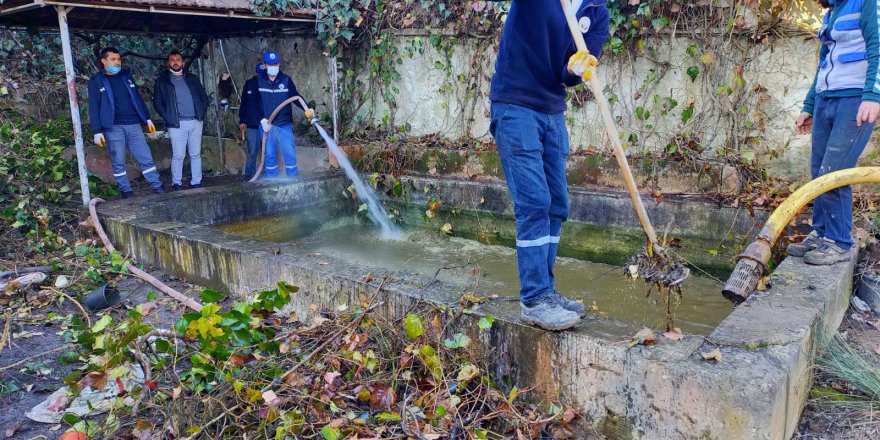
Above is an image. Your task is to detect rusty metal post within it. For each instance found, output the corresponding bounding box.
[57,6,91,205]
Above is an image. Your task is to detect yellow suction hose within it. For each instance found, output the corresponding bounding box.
[723,167,880,303]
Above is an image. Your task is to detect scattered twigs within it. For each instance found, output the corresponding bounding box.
[87,198,203,312]
[48,287,91,328]
[0,345,74,372]
[0,313,11,356]
[269,277,388,392]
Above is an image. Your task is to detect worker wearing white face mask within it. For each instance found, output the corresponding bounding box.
[256,51,315,179]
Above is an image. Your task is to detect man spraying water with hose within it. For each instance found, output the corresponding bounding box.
[257,50,316,179]
[487,0,609,330]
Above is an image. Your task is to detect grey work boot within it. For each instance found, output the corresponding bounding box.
[804,239,851,265]
[521,296,581,331]
[551,290,586,317]
[786,231,822,257]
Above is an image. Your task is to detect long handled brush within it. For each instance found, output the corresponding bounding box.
[559,0,688,325]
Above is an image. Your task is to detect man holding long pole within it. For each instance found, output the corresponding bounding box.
[488,0,609,330]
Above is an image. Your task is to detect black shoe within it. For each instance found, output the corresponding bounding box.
[171,184,183,191]
[121,191,134,199]
[191,183,202,189]
[152,186,166,194]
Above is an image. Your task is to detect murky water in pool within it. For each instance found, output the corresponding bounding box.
[215,211,733,336]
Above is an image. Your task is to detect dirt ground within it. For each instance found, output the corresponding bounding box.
[0,268,204,440]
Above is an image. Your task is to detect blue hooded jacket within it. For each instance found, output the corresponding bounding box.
[87,69,151,132]
[489,0,610,114]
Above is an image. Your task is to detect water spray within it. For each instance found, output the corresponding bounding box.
[249,97,400,238]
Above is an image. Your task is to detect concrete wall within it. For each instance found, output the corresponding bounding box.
[10,29,880,184]
[336,32,880,181]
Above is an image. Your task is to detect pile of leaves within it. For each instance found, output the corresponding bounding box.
[62,283,580,439]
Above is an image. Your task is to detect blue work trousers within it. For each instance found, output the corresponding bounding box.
[244,127,262,179]
[105,124,162,193]
[264,124,298,178]
[810,95,876,249]
[490,102,570,305]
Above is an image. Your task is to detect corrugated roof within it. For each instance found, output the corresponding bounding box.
[0,0,315,36]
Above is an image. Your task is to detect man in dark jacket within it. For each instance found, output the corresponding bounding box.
[153,51,209,190]
[488,0,609,330]
[256,50,315,178]
[239,63,265,181]
[88,47,164,198]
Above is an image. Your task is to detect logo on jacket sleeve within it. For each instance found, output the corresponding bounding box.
[579,16,591,33]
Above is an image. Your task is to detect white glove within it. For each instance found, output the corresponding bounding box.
[93,133,106,147]
[260,118,271,132]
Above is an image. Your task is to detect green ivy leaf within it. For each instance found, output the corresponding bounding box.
[320,425,341,440]
[92,315,113,332]
[478,315,494,331]
[200,289,224,303]
[681,104,695,125]
[686,66,699,82]
[376,412,401,422]
[62,412,81,425]
[404,314,425,339]
[444,333,470,349]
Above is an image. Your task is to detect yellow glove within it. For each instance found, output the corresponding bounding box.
[567,50,599,81]
[146,119,157,136]
[304,108,315,120]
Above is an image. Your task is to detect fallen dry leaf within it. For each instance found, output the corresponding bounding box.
[324,371,342,385]
[138,300,159,316]
[172,386,182,400]
[132,420,153,440]
[663,330,684,341]
[701,347,723,362]
[262,389,280,405]
[80,371,108,390]
[5,422,22,438]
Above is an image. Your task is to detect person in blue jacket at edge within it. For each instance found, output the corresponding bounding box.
[790,0,880,265]
[240,63,265,181]
[88,47,165,198]
[256,50,316,179]
[487,0,609,330]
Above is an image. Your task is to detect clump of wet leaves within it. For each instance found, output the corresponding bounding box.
[625,244,689,331]
[75,282,579,439]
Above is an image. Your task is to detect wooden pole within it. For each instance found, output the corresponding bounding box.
[559,0,659,246]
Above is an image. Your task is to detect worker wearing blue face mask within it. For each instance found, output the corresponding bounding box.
[790,0,880,265]
[88,46,164,198]
[256,51,315,179]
